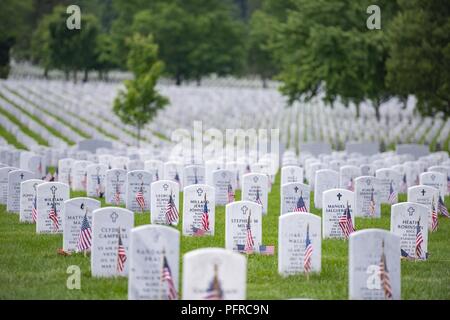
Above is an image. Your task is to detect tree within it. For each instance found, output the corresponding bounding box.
[247,10,279,87]
[95,34,118,80]
[113,34,169,147]
[0,0,32,78]
[386,0,450,117]
[269,0,398,120]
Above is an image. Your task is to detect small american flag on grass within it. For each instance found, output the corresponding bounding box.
[431,197,438,232]
[303,224,313,273]
[227,183,235,203]
[387,180,397,204]
[438,194,449,217]
[31,193,38,223]
[116,230,127,273]
[338,201,355,239]
[379,240,393,299]
[76,212,92,252]
[294,192,308,212]
[165,192,179,225]
[415,218,424,260]
[48,203,59,231]
[161,254,177,300]
[135,184,145,212]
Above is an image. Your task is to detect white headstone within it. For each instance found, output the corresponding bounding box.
[0,166,18,204]
[126,170,152,213]
[407,185,439,232]
[7,169,34,213]
[19,179,44,223]
[128,225,180,300]
[375,168,400,204]
[213,169,236,205]
[242,173,268,214]
[354,176,381,218]
[349,229,401,300]
[280,182,310,214]
[58,158,74,187]
[91,207,134,277]
[86,164,107,198]
[322,189,356,239]
[150,180,180,225]
[281,166,303,185]
[71,160,92,191]
[314,169,339,209]
[339,165,361,191]
[36,182,70,234]
[183,165,206,186]
[182,184,215,236]
[105,169,126,205]
[62,197,101,252]
[182,248,246,300]
[420,172,447,197]
[278,213,321,275]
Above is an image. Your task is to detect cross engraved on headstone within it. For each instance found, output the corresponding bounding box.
[110,212,119,223]
[20,173,24,179]
[407,207,415,216]
[137,173,143,180]
[421,189,426,196]
[33,183,38,191]
[294,186,299,193]
[337,193,342,200]
[50,185,57,195]
[431,174,436,181]
[241,205,248,215]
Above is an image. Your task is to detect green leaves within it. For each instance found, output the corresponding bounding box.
[113,34,168,145]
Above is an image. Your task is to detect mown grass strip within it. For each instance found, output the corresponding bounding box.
[0,93,74,146]
[0,100,49,146]
[0,123,27,150]
[9,87,91,140]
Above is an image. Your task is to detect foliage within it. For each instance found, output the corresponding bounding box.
[113,34,168,146]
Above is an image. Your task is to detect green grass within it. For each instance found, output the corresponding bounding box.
[0,99,49,146]
[0,174,449,299]
[0,123,27,150]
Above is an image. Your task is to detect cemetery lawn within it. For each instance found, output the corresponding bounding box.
[1,174,449,299]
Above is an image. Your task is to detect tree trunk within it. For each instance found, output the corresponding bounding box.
[374,99,381,122]
[175,73,182,86]
[65,70,70,81]
[83,69,88,82]
[44,68,48,79]
[262,77,268,88]
[73,70,78,83]
[355,103,361,118]
[137,124,141,148]
[196,77,201,86]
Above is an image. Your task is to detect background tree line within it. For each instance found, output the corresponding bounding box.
[0,0,448,117]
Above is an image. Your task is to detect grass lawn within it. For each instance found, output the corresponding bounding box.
[0,173,449,300]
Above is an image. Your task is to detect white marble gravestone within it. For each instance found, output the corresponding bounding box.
[225,201,262,252]
[349,229,401,300]
[144,159,164,182]
[354,176,381,218]
[314,169,339,209]
[278,213,321,275]
[126,170,152,213]
[407,185,439,231]
[163,161,183,188]
[280,182,310,214]
[127,159,144,171]
[420,172,447,197]
[213,169,236,205]
[62,197,101,252]
[71,160,92,191]
[183,165,206,186]
[281,166,303,185]
[150,180,180,225]
[91,207,134,277]
[390,202,429,260]
[105,169,126,205]
[205,159,223,186]
[57,158,74,187]
[19,179,44,223]
[182,248,247,300]
[182,184,215,236]
[86,164,107,198]
[242,173,268,214]
[111,156,129,170]
[322,189,356,239]
[7,169,34,213]
[360,164,376,177]
[36,182,70,234]
[375,168,400,204]
[27,155,45,179]
[0,166,18,204]
[128,225,180,300]
[339,165,361,191]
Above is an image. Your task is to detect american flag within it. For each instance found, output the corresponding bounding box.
[201,193,210,232]
[379,241,393,299]
[204,265,223,300]
[338,202,355,239]
[48,203,59,231]
[415,219,424,260]
[387,180,397,204]
[44,172,52,181]
[303,224,313,273]
[227,183,235,203]
[161,255,178,300]
[31,193,38,223]
[165,192,179,225]
[96,174,103,197]
[259,245,275,255]
[347,178,354,191]
[174,172,180,185]
[116,230,127,273]
[81,173,87,190]
[294,192,308,212]
[414,174,420,186]
[114,183,121,205]
[368,189,376,217]
[155,171,159,181]
[438,194,449,217]
[76,212,92,252]
[255,188,263,207]
[431,197,438,232]
[135,184,145,212]
[401,173,407,193]
[244,211,254,253]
